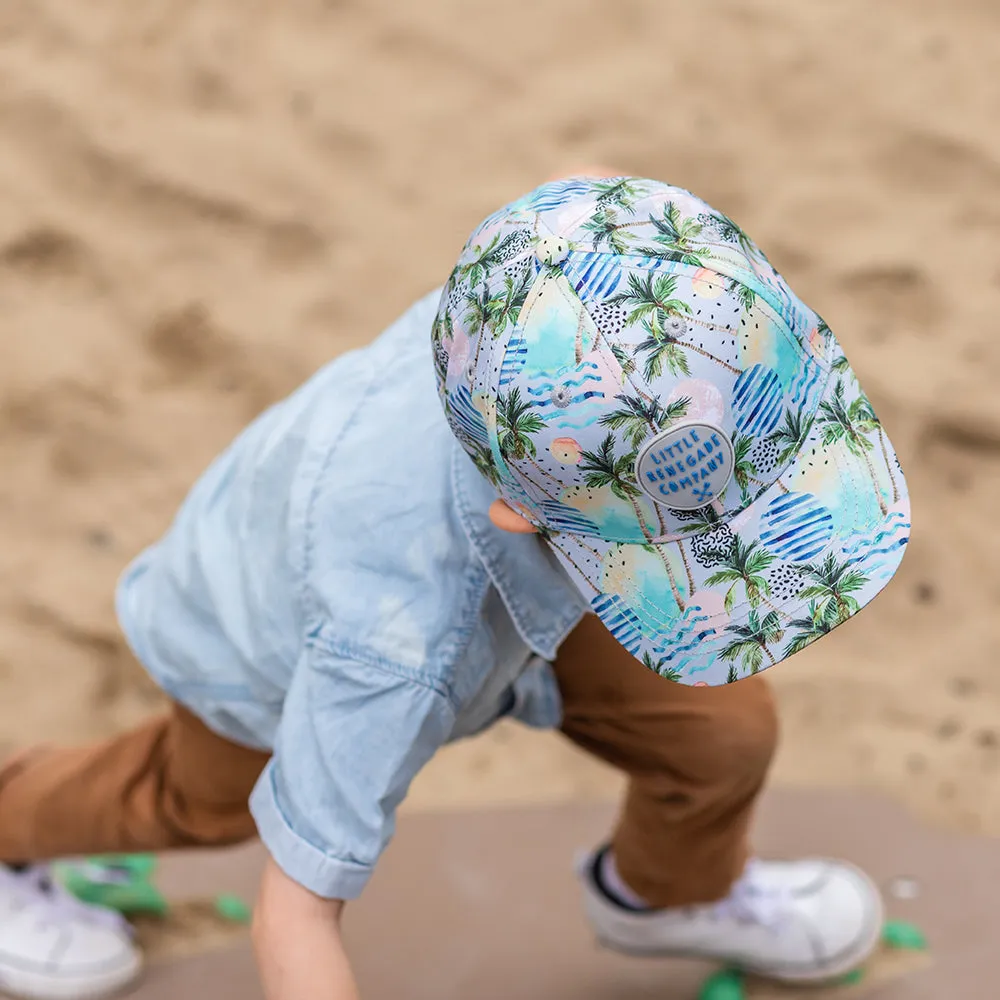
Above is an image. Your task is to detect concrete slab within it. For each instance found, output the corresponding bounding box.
[112,788,999,1000]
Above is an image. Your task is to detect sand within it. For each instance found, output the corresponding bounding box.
[0,0,999,844]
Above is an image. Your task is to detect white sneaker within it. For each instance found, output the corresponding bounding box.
[0,865,142,999]
[577,849,884,983]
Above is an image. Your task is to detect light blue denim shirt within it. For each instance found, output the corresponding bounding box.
[115,288,587,900]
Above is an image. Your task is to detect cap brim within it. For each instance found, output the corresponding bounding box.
[544,361,911,685]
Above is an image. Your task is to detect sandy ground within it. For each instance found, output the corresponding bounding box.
[0,0,998,845]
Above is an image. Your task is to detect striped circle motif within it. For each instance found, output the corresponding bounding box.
[732,364,784,437]
[759,492,834,562]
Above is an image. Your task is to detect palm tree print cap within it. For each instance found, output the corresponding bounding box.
[433,177,910,684]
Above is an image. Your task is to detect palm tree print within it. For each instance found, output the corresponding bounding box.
[578,433,686,611]
[830,355,851,377]
[465,270,533,369]
[704,535,776,613]
[496,387,545,457]
[794,551,868,624]
[811,317,832,352]
[464,285,500,366]
[720,610,784,676]
[816,379,888,516]
[581,206,646,254]
[458,231,523,287]
[783,599,840,657]
[578,433,650,531]
[677,506,721,533]
[610,273,741,376]
[484,270,533,341]
[637,324,692,380]
[641,650,683,681]
[641,202,711,266]
[727,276,757,311]
[494,387,558,490]
[731,433,757,505]
[596,394,695,591]
[700,210,765,264]
[876,423,900,504]
[431,309,453,386]
[853,397,900,505]
[468,441,501,488]
[592,178,649,211]
[610,343,637,378]
[826,351,899,502]
[600,394,690,451]
[768,406,813,465]
[431,305,452,351]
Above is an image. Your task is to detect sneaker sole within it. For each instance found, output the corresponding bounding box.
[0,953,142,1000]
[596,910,882,984]
[591,861,886,985]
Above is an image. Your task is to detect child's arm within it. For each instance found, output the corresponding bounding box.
[247,645,458,998]
[253,855,360,1000]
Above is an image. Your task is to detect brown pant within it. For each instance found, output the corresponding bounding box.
[0,615,777,907]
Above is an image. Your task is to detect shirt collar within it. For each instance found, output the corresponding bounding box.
[450,441,587,661]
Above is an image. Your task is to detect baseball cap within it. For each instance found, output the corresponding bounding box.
[433,176,910,685]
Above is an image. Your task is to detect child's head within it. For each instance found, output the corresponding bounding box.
[433,174,910,685]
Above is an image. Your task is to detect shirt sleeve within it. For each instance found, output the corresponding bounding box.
[249,645,456,900]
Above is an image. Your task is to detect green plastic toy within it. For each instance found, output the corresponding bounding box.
[214,892,252,924]
[697,969,745,1000]
[54,853,255,927]
[882,919,928,951]
[839,968,866,985]
[52,854,168,918]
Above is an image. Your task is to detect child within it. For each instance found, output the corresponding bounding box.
[0,171,909,1000]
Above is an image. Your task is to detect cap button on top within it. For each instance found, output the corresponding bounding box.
[535,235,570,266]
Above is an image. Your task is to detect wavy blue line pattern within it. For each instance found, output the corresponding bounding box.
[654,630,719,661]
[856,539,909,562]
[839,512,910,581]
[840,512,911,558]
[524,371,601,394]
[530,390,605,410]
[789,357,823,407]
[525,179,595,212]
[449,385,489,449]
[651,613,719,659]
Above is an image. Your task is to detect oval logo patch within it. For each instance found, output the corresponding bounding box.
[634,422,736,511]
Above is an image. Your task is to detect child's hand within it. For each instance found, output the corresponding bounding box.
[252,856,359,1000]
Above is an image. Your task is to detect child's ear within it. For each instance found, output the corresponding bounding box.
[488,500,539,534]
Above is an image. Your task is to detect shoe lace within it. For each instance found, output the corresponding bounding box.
[0,864,131,936]
[705,859,792,929]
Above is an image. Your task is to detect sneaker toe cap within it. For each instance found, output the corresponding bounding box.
[800,862,884,964]
[53,923,141,976]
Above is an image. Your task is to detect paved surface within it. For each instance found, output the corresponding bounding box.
[119,789,997,999]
